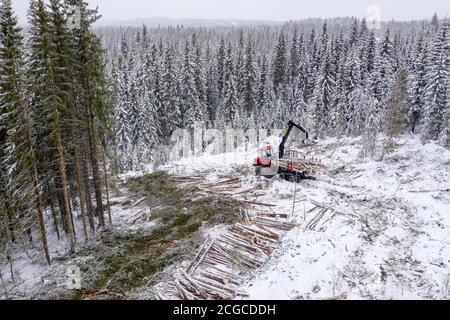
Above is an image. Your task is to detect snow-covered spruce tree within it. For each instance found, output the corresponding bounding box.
[147,44,163,138]
[235,30,245,93]
[141,23,149,49]
[216,38,226,98]
[331,31,345,78]
[129,62,156,165]
[408,30,429,133]
[204,46,218,124]
[220,44,241,128]
[296,45,313,104]
[242,38,257,124]
[141,46,162,146]
[290,28,300,81]
[368,46,395,128]
[379,29,399,73]
[134,81,158,164]
[349,18,359,48]
[181,41,206,129]
[113,61,132,169]
[113,39,133,166]
[332,69,348,138]
[422,22,450,142]
[317,22,329,68]
[385,69,408,151]
[128,62,141,148]
[290,76,307,124]
[404,33,416,70]
[343,46,362,133]
[256,54,274,129]
[272,31,288,92]
[360,30,376,83]
[160,45,181,138]
[273,95,287,129]
[431,13,440,34]
[347,88,367,137]
[119,32,129,62]
[376,30,398,101]
[360,95,380,158]
[309,27,322,85]
[192,34,208,107]
[359,18,368,43]
[312,46,334,138]
[0,0,51,264]
[105,57,121,175]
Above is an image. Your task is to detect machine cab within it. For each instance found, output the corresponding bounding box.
[254,145,274,168]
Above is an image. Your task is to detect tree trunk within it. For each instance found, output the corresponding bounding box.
[55,176,68,234]
[70,127,88,241]
[45,180,60,240]
[0,172,15,243]
[68,187,76,242]
[49,195,60,241]
[102,146,112,226]
[31,163,51,265]
[3,197,15,244]
[24,109,51,265]
[7,249,14,283]
[80,131,95,233]
[0,269,8,299]
[88,118,105,228]
[54,117,76,253]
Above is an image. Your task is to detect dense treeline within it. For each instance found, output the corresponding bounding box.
[104,15,450,170]
[0,0,111,266]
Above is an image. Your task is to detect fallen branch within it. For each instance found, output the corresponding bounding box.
[241,200,277,208]
[408,188,450,193]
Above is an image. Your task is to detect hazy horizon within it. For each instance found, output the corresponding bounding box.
[12,0,450,25]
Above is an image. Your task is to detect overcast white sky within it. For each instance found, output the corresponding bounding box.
[12,0,450,24]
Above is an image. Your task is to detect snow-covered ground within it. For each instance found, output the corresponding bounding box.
[1,134,449,300]
[159,134,450,300]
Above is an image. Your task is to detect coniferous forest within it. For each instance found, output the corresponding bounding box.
[0,0,449,295]
[104,15,450,171]
[0,0,111,266]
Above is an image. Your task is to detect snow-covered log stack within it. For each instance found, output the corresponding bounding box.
[278,158,327,176]
[156,206,297,300]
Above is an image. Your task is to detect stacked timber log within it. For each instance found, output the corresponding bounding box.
[278,158,327,176]
[157,204,297,300]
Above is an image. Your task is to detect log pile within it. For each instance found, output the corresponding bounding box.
[155,174,345,300]
[296,140,319,148]
[159,206,297,300]
[279,158,327,176]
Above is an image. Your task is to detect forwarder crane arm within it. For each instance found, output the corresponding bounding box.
[279,121,309,159]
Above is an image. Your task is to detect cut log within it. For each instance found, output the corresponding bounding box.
[180,271,210,299]
[241,200,277,207]
[188,239,214,275]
